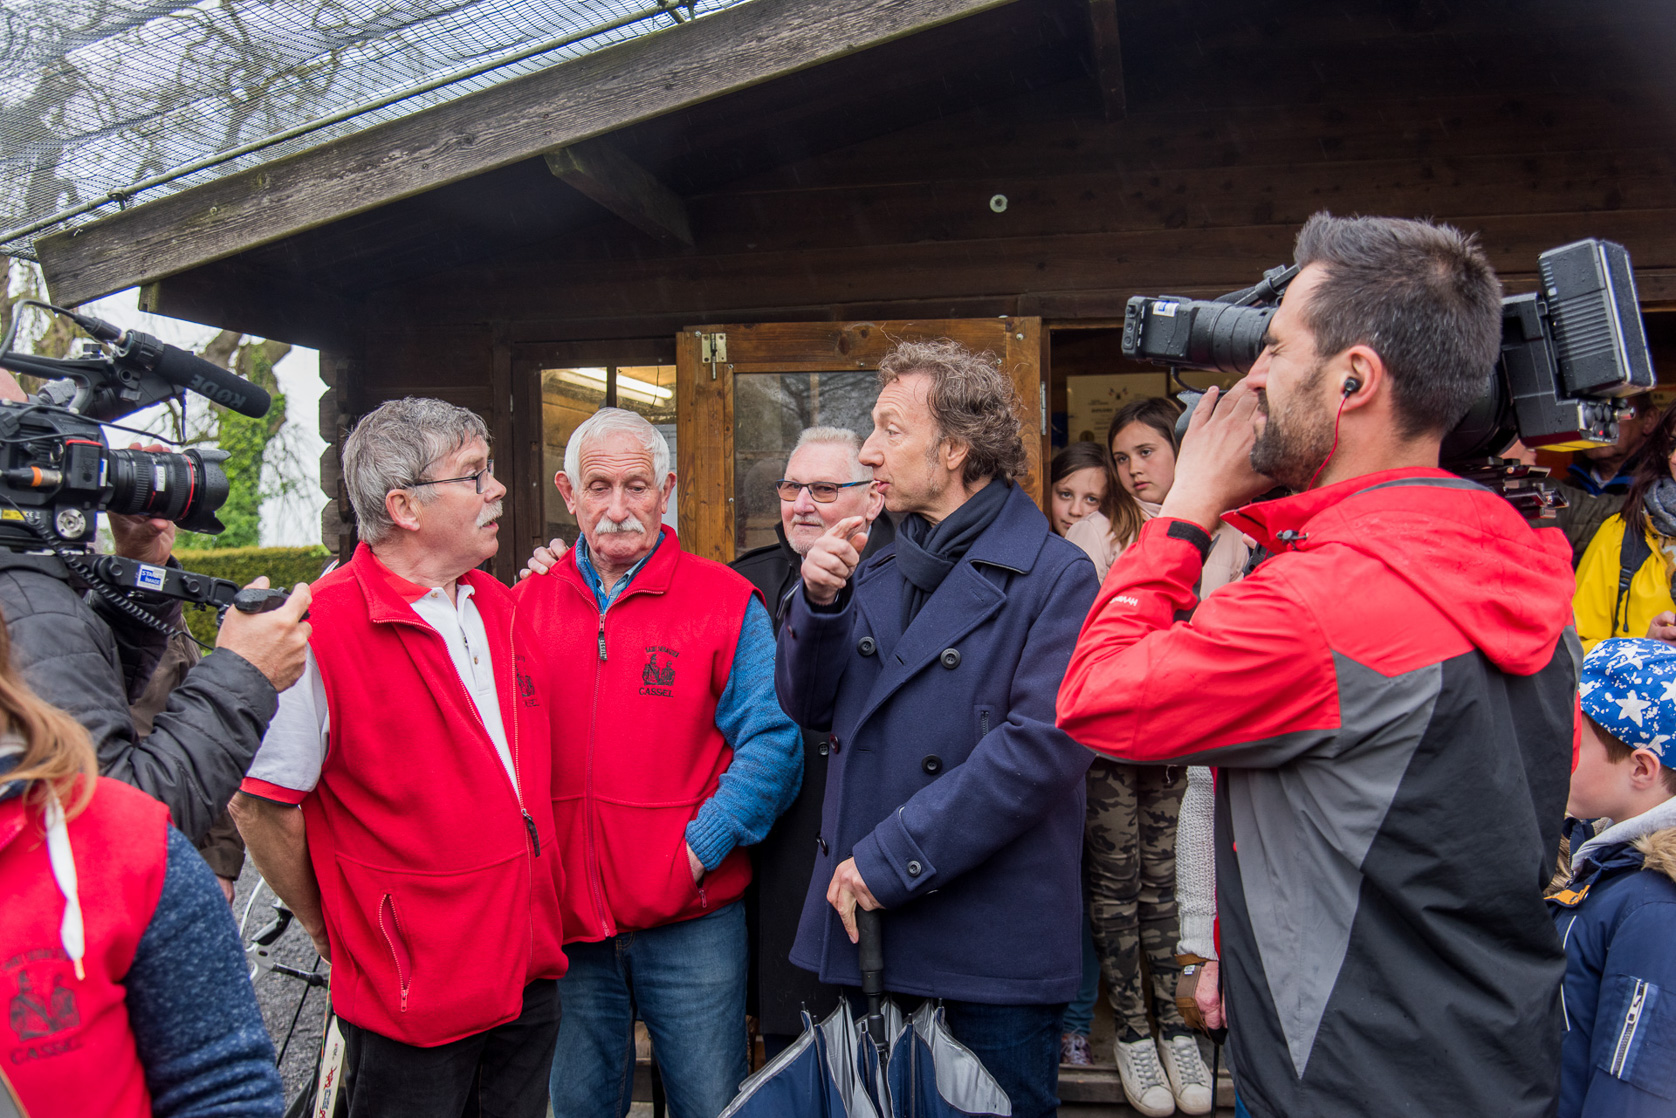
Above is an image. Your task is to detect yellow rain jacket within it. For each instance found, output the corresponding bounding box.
[1573,512,1676,651]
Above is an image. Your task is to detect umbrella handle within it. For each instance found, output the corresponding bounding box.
[857,908,884,999]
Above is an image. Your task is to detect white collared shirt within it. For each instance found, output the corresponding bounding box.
[247,581,516,796]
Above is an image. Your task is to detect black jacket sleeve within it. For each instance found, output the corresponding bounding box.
[0,566,278,843]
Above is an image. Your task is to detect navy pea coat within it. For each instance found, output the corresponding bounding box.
[775,482,1098,1005]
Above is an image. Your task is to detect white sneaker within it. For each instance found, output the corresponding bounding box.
[1113,1036,1175,1117]
[1157,1033,1214,1116]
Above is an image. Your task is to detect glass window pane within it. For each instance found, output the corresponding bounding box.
[733,371,877,553]
[540,365,678,545]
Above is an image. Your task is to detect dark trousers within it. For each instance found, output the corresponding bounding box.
[340,979,560,1118]
[845,991,1065,1118]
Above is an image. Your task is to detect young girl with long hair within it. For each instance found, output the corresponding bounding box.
[0,619,281,1117]
[1061,396,1247,1117]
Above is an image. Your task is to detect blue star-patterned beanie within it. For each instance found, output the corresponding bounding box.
[1580,638,1676,767]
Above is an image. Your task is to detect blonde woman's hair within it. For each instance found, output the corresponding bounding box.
[0,614,98,819]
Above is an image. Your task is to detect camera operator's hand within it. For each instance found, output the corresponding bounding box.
[801,516,868,607]
[1649,611,1676,644]
[518,538,569,581]
[108,443,177,566]
[1159,379,1274,533]
[217,577,313,692]
[109,515,175,566]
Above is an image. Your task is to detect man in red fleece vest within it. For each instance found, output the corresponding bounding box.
[231,398,567,1118]
[1057,214,1578,1118]
[515,407,801,1118]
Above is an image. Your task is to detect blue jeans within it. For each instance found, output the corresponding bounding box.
[847,993,1065,1118]
[940,1000,1065,1118]
[1060,908,1100,1037]
[550,902,749,1118]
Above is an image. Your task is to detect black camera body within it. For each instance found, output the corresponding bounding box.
[1122,239,1656,462]
[0,301,289,618]
[0,400,231,552]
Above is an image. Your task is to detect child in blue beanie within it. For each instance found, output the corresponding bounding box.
[1550,637,1676,1118]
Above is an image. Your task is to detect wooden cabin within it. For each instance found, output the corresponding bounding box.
[36,0,1676,581]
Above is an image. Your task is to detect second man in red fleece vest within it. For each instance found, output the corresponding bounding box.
[516,407,802,1118]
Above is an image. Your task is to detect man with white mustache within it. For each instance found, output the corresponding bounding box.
[515,407,801,1118]
[232,397,567,1118]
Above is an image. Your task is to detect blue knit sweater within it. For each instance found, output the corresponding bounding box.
[128,827,284,1116]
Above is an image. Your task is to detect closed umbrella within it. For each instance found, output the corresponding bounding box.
[720,1000,883,1118]
[721,911,1011,1118]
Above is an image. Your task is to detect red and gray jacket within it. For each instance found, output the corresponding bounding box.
[243,545,567,1047]
[1059,468,1579,1118]
[513,529,757,942]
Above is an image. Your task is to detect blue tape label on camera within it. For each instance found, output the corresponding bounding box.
[136,564,166,591]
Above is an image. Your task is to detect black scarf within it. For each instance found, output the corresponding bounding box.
[895,479,1011,627]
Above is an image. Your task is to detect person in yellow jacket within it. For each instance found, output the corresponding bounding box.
[1575,402,1676,652]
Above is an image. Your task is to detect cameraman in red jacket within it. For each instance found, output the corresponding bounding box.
[1058,214,1577,1118]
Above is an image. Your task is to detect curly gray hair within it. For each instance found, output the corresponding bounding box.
[342,397,489,544]
[877,340,1026,485]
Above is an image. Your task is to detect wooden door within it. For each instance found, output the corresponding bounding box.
[676,318,1045,564]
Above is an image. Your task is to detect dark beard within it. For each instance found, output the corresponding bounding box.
[1250,367,1334,491]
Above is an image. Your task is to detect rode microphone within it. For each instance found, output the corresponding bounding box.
[64,310,272,419]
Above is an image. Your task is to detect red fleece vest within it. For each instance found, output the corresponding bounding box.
[297,545,566,1047]
[514,529,755,942]
[1,778,166,1118]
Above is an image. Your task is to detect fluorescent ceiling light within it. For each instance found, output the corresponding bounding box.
[553,366,671,404]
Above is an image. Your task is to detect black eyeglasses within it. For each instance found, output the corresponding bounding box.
[409,459,495,494]
[775,479,870,503]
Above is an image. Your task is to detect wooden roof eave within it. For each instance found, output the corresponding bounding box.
[35,0,1022,309]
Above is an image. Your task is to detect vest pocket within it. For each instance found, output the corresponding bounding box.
[379,894,413,1013]
[336,850,528,1041]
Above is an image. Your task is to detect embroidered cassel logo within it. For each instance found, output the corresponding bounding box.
[10,969,78,1040]
[640,647,677,696]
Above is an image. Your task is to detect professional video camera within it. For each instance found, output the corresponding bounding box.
[0,299,293,626]
[1120,238,1657,517]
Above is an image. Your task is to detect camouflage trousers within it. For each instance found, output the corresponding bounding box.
[1084,757,1187,1039]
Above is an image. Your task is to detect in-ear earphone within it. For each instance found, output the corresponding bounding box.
[1342,377,1361,395]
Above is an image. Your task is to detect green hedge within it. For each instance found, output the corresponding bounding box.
[173,545,333,645]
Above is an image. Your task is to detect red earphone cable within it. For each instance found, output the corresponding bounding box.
[1304,392,1351,492]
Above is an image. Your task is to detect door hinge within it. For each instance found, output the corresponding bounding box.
[1039,383,1048,436]
[700,332,728,379]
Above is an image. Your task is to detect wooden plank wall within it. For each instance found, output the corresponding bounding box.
[336,0,1676,548]
[357,2,1676,348]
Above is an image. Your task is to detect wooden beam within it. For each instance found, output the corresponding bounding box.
[545,139,694,245]
[36,0,1021,308]
[136,264,364,353]
[1084,0,1124,120]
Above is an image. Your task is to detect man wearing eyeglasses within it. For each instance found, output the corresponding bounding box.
[232,397,568,1118]
[730,427,893,1058]
[515,407,801,1118]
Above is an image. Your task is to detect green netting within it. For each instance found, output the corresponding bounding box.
[0,0,753,256]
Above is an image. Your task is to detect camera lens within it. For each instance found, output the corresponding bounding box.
[105,448,231,533]
[1187,302,1274,374]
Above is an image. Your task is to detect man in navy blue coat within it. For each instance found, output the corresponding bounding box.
[775,339,1099,1118]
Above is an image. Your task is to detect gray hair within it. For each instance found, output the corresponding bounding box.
[790,426,869,482]
[342,397,489,544]
[564,408,671,487]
